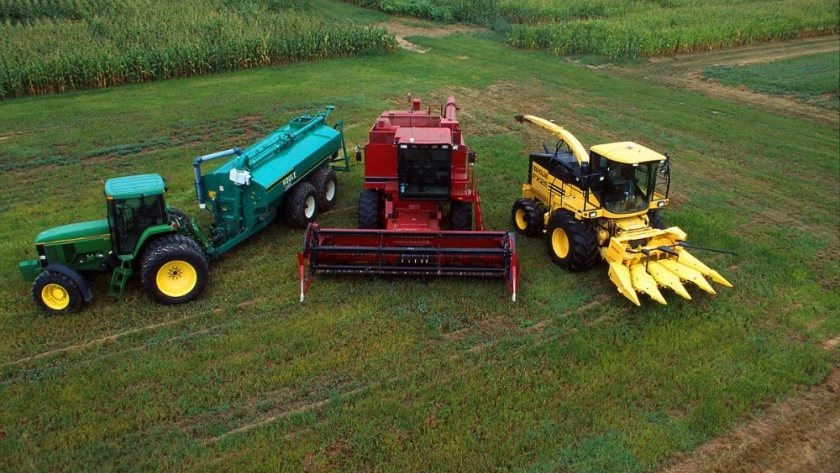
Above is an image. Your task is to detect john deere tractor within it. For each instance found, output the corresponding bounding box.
[511,115,732,305]
[19,107,348,314]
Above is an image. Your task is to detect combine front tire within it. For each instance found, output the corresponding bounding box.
[32,270,85,314]
[285,182,319,228]
[310,166,338,211]
[545,210,599,271]
[450,200,473,231]
[648,209,666,230]
[511,198,543,237]
[358,189,382,229]
[140,235,209,305]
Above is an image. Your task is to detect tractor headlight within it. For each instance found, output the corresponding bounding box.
[588,211,597,218]
[657,201,665,207]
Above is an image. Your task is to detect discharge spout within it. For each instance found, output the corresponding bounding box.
[193,148,242,209]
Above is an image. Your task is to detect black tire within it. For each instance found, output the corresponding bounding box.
[140,234,209,304]
[511,198,543,237]
[358,189,382,229]
[648,209,666,230]
[32,270,85,314]
[545,210,599,271]
[310,166,338,211]
[450,200,473,231]
[285,182,319,228]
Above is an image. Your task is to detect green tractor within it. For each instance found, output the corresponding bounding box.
[19,107,349,314]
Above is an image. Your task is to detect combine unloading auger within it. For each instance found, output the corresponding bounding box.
[298,95,518,302]
[511,114,734,305]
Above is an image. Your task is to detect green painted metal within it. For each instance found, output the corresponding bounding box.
[104,174,166,200]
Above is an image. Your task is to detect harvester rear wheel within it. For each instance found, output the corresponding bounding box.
[450,200,473,231]
[140,234,209,305]
[511,198,543,237]
[32,270,85,314]
[311,166,338,211]
[545,210,599,271]
[285,182,319,228]
[358,189,382,229]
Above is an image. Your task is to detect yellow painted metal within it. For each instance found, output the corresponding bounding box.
[590,141,667,165]
[515,209,528,231]
[42,283,70,310]
[551,227,570,258]
[156,260,198,297]
[517,115,590,168]
[658,259,716,295]
[608,262,640,306]
[630,264,666,305]
[647,260,691,300]
[673,250,733,287]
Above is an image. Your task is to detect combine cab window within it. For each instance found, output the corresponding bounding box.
[602,162,654,214]
[108,195,167,255]
[398,145,451,200]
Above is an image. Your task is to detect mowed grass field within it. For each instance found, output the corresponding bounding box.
[1,13,838,473]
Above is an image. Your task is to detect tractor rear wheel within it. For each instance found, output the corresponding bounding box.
[285,182,319,228]
[545,210,599,271]
[511,198,543,237]
[310,166,338,211]
[358,189,382,229]
[450,200,473,231]
[140,234,209,304]
[32,270,85,314]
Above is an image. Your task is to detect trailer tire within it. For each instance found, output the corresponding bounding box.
[511,198,543,237]
[450,200,473,231]
[545,210,599,271]
[140,234,209,305]
[358,190,382,229]
[32,270,85,315]
[285,182,319,228]
[311,166,338,211]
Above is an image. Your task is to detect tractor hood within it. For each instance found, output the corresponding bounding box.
[34,219,111,245]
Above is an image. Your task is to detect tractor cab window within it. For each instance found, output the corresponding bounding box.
[108,194,167,254]
[398,145,451,200]
[602,161,654,214]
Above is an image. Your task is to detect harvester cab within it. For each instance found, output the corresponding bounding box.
[298,96,518,302]
[511,114,733,306]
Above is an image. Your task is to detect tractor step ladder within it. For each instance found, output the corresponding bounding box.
[108,259,134,297]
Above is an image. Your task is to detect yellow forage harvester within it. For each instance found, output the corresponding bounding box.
[511,115,733,305]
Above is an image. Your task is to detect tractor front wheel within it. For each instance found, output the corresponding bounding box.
[310,166,338,211]
[32,270,85,314]
[285,182,319,228]
[358,189,382,229]
[140,234,209,304]
[511,198,543,237]
[545,210,599,271]
[450,200,473,231]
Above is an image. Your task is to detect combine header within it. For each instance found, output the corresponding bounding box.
[298,96,518,301]
[511,115,733,305]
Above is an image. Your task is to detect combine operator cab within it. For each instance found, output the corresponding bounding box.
[590,148,671,216]
[298,96,518,302]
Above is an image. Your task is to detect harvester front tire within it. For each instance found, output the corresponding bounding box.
[545,211,599,271]
[311,166,338,211]
[32,270,85,315]
[450,200,473,231]
[648,210,666,230]
[140,234,209,305]
[511,198,543,237]
[285,182,319,228]
[358,190,382,229]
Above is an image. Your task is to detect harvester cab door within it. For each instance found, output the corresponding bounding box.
[602,161,654,214]
[398,144,452,200]
[107,194,167,255]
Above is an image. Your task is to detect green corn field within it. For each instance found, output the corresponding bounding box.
[0,0,396,99]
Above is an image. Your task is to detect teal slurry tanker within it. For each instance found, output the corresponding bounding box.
[18,107,349,314]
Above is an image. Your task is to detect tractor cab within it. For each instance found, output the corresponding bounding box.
[589,143,670,215]
[104,174,168,255]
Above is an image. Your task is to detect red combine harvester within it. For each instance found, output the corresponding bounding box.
[298,96,518,302]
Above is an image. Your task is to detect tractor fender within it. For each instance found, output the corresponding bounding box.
[44,263,94,302]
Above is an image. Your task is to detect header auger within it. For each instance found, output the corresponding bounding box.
[512,114,733,306]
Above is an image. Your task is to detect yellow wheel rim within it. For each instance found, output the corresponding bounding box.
[42,283,70,310]
[515,209,528,231]
[551,228,570,259]
[156,260,198,297]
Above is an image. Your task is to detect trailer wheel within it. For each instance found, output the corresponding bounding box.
[511,198,543,237]
[450,200,473,231]
[545,210,599,271]
[285,182,319,228]
[648,209,666,230]
[358,189,382,229]
[140,234,209,304]
[32,270,85,314]
[310,166,338,211]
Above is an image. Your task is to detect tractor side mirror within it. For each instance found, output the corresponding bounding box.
[355,145,363,163]
[468,150,476,165]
